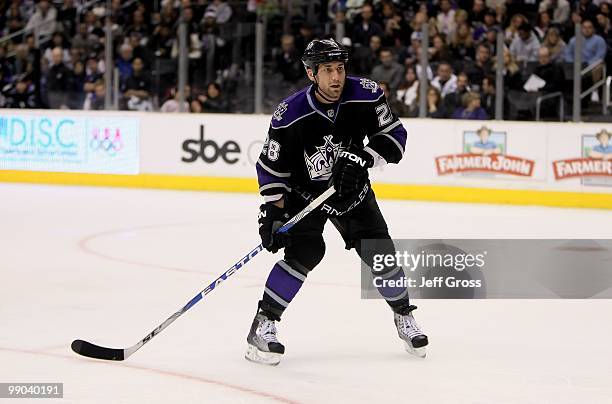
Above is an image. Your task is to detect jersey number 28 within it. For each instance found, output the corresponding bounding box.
[375,103,393,127]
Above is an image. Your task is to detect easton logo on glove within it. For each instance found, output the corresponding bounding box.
[337,150,370,167]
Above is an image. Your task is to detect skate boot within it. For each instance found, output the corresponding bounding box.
[245,312,285,366]
[394,305,428,358]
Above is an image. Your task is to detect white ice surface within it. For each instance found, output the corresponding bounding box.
[1,183,611,404]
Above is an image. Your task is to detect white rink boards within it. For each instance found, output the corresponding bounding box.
[0,183,611,404]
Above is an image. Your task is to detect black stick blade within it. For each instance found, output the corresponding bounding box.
[71,339,125,361]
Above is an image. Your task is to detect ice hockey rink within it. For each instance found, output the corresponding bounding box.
[1,182,611,404]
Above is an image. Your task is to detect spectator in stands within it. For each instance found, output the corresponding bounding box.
[58,0,77,37]
[539,0,571,25]
[116,43,133,85]
[452,91,489,119]
[190,98,203,113]
[4,3,26,37]
[381,1,411,47]
[496,49,523,91]
[47,47,72,109]
[72,23,98,54]
[601,2,611,18]
[3,74,38,109]
[276,34,303,84]
[43,32,69,66]
[505,13,527,44]
[542,27,567,62]
[442,72,471,117]
[395,66,419,117]
[564,19,607,65]
[71,58,86,105]
[122,57,153,111]
[332,10,354,46]
[429,34,452,66]
[506,46,563,120]
[510,23,541,63]
[519,47,565,116]
[351,3,384,47]
[454,8,469,29]
[83,79,105,110]
[412,86,446,118]
[26,0,57,38]
[535,11,552,40]
[414,46,434,82]
[352,34,381,75]
[161,85,191,112]
[480,75,496,118]
[533,47,565,93]
[83,54,102,94]
[150,24,174,58]
[469,0,487,25]
[12,44,33,76]
[371,48,404,94]
[199,82,229,113]
[474,8,499,41]
[401,31,421,67]
[431,62,457,98]
[578,0,600,22]
[410,10,428,34]
[436,0,456,38]
[595,12,612,43]
[484,8,501,31]
[481,27,500,55]
[295,23,316,55]
[83,10,104,39]
[465,44,493,90]
[127,9,150,38]
[159,2,178,27]
[450,22,476,65]
[129,32,152,67]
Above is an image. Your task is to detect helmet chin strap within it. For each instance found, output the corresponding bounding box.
[313,75,340,104]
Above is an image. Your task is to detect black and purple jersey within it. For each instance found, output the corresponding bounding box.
[256,76,407,202]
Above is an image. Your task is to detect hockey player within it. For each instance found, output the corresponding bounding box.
[246,38,428,365]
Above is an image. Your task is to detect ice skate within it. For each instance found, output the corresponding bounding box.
[394,305,428,358]
[245,312,285,366]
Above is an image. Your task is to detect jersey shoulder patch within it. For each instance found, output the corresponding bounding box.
[270,87,314,129]
[342,76,384,103]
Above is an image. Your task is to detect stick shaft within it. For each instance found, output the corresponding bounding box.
[123,187,335,358]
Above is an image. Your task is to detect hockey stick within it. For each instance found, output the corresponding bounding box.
[71,187,335,361]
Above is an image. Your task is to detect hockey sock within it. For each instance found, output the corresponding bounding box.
[261,260,307,319]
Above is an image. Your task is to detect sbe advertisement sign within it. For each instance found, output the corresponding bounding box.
[0,113,139,174]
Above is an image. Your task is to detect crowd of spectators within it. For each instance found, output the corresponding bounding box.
[0,0,235,113]
[276,0,611,120]
[1,0,611,119]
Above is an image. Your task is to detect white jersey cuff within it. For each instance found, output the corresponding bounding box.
[364,146,388,168]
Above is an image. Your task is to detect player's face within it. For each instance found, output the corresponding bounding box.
[599,133,610,146]
[313,62,346,101]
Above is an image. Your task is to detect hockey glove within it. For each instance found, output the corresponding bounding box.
[331,145,374,198]
[258,203,291,253]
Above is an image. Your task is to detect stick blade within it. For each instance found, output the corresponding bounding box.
[71,339,125,361]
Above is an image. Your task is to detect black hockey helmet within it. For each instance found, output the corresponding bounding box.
[301,38,349,75]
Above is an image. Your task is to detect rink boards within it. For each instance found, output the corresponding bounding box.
[0,109,611,209]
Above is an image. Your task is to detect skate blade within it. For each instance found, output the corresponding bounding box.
[245,344,282,366]
[403,341,427,358]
